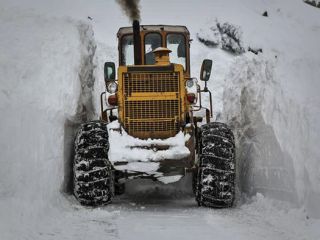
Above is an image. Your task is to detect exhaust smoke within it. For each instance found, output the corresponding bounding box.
[116,0,141,21]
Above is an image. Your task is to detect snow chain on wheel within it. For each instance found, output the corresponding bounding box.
[196,122,235,208]
[73,121,114,206]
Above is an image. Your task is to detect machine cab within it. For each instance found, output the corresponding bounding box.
[117,25,191,77]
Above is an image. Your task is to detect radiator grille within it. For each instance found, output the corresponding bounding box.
[124,72,179,95]
[126,120,179,134]
[125,100,179,119]
[122,71,181,139]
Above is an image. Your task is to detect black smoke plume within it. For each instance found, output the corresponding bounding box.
[116,0,141,21]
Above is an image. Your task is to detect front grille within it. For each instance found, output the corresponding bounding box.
[125,100,179,119]
[126,119,179,133]
[124,72,179,95]
[122,71,181,139]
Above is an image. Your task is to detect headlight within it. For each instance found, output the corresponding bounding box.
[107,81,118,93]
[186,79,194,88]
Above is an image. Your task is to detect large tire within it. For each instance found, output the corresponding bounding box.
[73,121,114,206]
[196,122,235,208]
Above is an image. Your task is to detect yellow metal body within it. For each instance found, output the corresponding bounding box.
[117,63,188,139]
[110,25,194,140]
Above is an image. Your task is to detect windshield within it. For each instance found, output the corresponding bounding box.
[166,33,186,69]
[121,35,134,65]
[144,33,162,65]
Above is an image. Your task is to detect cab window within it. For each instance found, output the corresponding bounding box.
[121,35,134,65]
[144,33,162,64]
[166,33,186,69]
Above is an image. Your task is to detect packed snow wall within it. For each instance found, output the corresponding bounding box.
[194,0,320,218]
[221,56,320,218]
[0,7,97,217]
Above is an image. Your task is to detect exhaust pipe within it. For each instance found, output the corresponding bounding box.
[133,20,142,65]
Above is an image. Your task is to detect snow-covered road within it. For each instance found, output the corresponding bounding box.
[16,190,318,240]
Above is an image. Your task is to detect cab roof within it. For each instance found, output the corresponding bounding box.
[117,25,190,37]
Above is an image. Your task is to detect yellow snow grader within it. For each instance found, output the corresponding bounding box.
[73,21,235,208]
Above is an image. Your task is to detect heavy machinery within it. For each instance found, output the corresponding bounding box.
[73,21,235,208]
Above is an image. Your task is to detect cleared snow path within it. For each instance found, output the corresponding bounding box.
[10,189,319,240]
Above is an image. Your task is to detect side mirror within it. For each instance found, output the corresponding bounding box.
[104,62,116,81]
[200,59,212,81]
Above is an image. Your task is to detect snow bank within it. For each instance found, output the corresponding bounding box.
[0,6,98,237]
[195,0,320,218]
[223,56,298,200]
[222,55,320,217]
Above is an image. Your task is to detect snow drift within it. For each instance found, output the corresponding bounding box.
[195,0,320,217]
[222,55,320,217]
[223,57,299,201]
[0,7,98,237]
